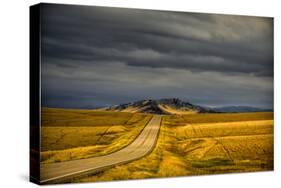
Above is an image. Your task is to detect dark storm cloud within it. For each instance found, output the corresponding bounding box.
[41,4,273,76]
[41,3,273,108]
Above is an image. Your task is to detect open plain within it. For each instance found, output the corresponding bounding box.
[40,108,273,183]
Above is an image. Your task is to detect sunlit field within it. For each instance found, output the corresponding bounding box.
[73,112,273,182]
[41,108,152,163]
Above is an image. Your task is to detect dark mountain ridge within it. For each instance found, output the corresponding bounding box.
[104,98,214,114]
[213,106,272,113]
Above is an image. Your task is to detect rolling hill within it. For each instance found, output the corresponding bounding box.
[213,106,272,113]
[102,98,214,115]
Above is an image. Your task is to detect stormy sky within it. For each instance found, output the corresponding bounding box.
[41,4,273,109]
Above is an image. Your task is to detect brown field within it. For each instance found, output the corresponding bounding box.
[41,108,152,163]
[73,112,273,183]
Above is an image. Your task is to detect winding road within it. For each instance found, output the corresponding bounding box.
[40,115,162,184]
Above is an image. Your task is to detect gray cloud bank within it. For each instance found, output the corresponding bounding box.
[41,4,273,109]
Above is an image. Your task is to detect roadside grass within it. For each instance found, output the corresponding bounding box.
[191,158,234,168]
[40,108,152,163]
[41,108,136,127]
[164,112,273,126]
[74,112,273,183]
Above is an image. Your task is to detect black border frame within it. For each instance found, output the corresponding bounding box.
[30,3,41,185]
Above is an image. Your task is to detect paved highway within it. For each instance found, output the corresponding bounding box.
[40,115,162,184]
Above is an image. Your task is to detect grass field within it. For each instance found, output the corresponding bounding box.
[40,108,152,163]
[74,112,273,182]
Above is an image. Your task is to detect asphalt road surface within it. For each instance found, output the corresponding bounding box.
[40,115,162,184]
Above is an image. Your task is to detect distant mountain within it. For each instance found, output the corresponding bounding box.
[102,98,214,114]
[213,106,272,113]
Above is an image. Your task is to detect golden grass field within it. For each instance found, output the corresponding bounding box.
[72,112,273,182]
[41,108,152,163]
[40,108,273,182]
